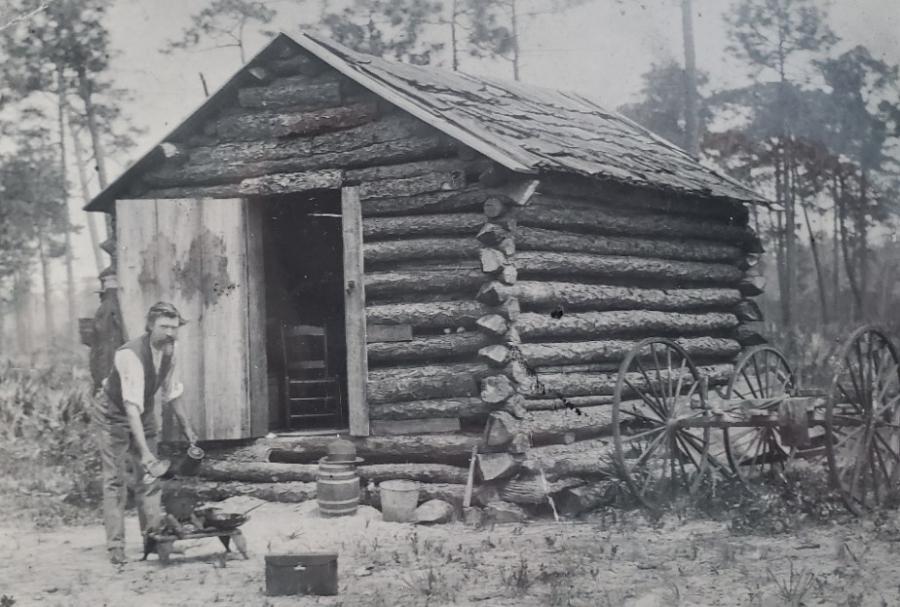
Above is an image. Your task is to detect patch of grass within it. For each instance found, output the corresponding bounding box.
[0,361,101,527]
[767,560,817,607]
[500,555,532,596]
[400,566,452,604]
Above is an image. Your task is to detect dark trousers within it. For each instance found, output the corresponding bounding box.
[93,392,162,552]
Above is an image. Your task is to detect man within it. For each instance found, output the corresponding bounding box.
[89,271,124,391]
[93,301,198,565]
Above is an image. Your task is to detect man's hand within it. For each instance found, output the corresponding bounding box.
[185,428,199,446]
[141,451,160,470]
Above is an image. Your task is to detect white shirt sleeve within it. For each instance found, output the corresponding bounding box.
[115,349,146,413]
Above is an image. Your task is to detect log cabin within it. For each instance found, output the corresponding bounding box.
[85,32,769,513]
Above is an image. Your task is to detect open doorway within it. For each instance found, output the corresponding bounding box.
[260,190,348,432]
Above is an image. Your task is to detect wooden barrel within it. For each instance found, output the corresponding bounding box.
[316,459,360,517]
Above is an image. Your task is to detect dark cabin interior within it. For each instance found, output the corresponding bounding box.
[260,190,349,432]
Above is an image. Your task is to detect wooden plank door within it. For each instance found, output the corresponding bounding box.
[116,198,267,441]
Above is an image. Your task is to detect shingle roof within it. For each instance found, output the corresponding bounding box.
[86,32,767,212]
[299,33,767,204]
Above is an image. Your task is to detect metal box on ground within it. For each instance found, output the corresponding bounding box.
[265,553,338,596]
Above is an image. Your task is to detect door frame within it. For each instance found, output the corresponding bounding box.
[341,186,369,436]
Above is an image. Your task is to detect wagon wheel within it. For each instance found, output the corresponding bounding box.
[825,325,900,515]
[612,338,730,513]
[722,346,797,485]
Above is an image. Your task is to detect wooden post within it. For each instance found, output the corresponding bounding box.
[245,200,269,436]
[343,187,369,436]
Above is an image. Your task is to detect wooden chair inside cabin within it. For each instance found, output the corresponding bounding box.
[279,323,343,429]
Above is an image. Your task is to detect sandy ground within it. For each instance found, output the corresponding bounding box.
[4,495,900,607]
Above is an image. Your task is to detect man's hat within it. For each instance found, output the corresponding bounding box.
[147,301,189,326]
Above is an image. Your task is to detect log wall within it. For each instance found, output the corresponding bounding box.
[497,180,757,411]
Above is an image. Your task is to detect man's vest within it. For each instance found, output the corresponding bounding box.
[103,334,172,425]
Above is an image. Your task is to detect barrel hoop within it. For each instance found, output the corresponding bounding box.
[318,498,360,507]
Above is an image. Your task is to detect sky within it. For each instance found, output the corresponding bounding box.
[33,0,900,303]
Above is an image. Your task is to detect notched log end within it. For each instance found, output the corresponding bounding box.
[479,344,512,367]
[477,223,510,246]
[476,314,509,337]
[480,248,507,274]
[481,375,516,404]
[477,281,511,306]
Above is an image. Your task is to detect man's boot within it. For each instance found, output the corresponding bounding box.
[109,547,127,565]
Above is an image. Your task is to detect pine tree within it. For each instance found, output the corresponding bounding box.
[1,0,127,342]
[163,0,277,65]
[618,60,710,151]
[724,0,838,333]
[322,0,445,65]
[0,124,70,349]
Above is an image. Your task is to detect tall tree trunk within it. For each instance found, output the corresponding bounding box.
[510,0,520,81]
[773,150,789,328]
[76,67,112,236]
[857,169,869,318]
[680,0,700,156]
[775,41,795,335]
[69,119,105,275]
[799,196,829,325]
[450,0,460,71]
[876,254,895,323]
[37,236,54,350]
[837,176,863,320]
[782,141,796,332]
[831,176,840,322]
[57,67,77,346]
[0,301,6,358]
[13,272,32,355]
[237,17,247,64]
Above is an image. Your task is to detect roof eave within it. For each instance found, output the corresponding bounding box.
[84,33,298,213]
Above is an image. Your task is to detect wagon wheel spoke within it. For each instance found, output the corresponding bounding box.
[665,348,674,404]
[827,326,900,513]
[673,437,692,490]
[866,440,881,504]
[678,428,728,476]
[740,367,760,399]
[674,434,701,491]
[635,357,665,410]
[672,358,687,406]
[622,425,667,445]
[624,378,667,421]
[873,431,900,464]
[871,440,890,494]
[872,348,891,399]
[836,382,863,415]
[751,351,764,396]
[619,408,666,425]
[747,429,768,474]
[651,344,665,402]
[614,338,710,511]
[723,346,795,485]
[830,423,869,452]
[632,426,669,475]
